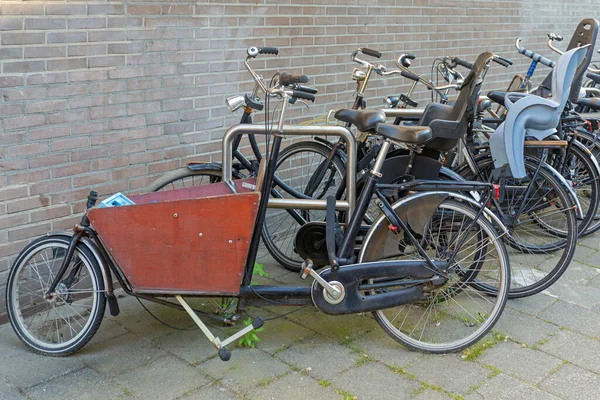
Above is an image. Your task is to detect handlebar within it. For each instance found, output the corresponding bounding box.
[279,72,309,86]
[547,35,600,73]
[351,47,384,68]
[451,57,474,70]
[515,38,555,68]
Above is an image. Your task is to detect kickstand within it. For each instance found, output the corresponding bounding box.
[175,295,264,361]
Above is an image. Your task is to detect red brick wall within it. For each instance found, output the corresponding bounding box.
[1,0,598,319]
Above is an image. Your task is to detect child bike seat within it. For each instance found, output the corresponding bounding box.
[375,123,432,144]
[334,109,386,132]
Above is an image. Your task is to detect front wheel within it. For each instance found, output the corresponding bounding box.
[6,235,106,356]
[360,197,510,353]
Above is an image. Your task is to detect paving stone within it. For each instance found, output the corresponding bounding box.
[586,273,600,290]
[113,297,196,340]
[0,324,32,360]
[0,379,25,400]
[78,333,168,377]
[349,328,423,368]
[178,383,241,399]
[0,349,83,390]
[406,354,490,396]
[538,300,600,338]
[540,329,600,373]
[290,311,373,342]
[25,367,123,400]
[559,260,600,284]
[414,388,452,400]
[477,341,562,384]
[467,373,559,400]
[252,313,316,355]
[542,279,600,310]
[246,370,339,400]
[571,245,598,265]
[114,355,208,400]
[494,308,560,345]
[203,348,290,394]
[154,325,235,365]
[539,363,600,400]
[87,317,129,345]
[274,336,357,380]
[330,363,421,400]
[506,294,557,316]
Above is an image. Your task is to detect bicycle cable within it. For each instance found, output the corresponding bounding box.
[136,297,196,331]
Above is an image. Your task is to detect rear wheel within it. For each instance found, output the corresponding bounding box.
[6,236,106,356]
[458,155,578,298]
[147,167,223,192]
[262,141,345,272]
[360,198,510,353]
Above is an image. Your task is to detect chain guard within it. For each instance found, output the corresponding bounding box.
[310,260,439,315]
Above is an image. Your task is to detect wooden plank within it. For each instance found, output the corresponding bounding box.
[88,191,260,295]
[523,140,568,147]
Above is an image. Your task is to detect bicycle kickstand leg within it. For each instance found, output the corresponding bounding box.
[175,295,264,362]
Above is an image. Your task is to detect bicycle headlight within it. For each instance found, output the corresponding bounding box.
[226,95,245,112]
[384,96,399,108]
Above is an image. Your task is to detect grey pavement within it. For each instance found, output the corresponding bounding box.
[2,242,600,400]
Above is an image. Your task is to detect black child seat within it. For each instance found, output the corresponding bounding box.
[413,52,493,152]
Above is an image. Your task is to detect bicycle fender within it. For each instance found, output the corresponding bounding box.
[359,191,508,263]
[45,231,119,316]
[533,157,584,219]
[186,162,222,172]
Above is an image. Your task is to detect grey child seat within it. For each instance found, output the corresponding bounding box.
[489,45,590,178]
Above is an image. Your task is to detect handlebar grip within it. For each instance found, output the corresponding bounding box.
[453,57,474,70]
[493,58,511,68]
[258,47,279,55]
[293,84,318,94]
[497,56,513,66]
[361,47,382,58]
[405,54,416,60]
[401,69,420,82]
[86,190,98,209]
[292,90,316,102]
[280,72,309,86]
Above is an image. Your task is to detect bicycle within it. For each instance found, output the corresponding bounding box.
[5,63,510,359]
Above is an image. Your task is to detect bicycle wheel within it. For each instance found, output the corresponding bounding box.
[542,142,600,236]
[148,167,223,191]
[570,131,600,235]
[6,235,106,356]
[360,197,510,353]
[458,155,578,298]
[263,141,345,272]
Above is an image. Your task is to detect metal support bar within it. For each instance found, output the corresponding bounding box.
[381,108,425,120]
[267,198,350,210]
[175,295,218,345]
[222,124,357,219]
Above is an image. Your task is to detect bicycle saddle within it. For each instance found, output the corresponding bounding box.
[577,97,600,111]
[375,123,432,144]
[487,91,508,107]
[587,72,600,85]
[334,109,386,132]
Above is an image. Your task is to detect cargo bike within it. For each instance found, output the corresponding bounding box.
[6,48,510,360]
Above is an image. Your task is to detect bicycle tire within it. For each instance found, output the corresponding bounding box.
[7,235,106,356]
[262,140,345,272]
[147,167,223,192]
[360,197,510,353]
[457,155,578,298]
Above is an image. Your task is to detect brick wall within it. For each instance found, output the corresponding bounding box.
[0,0,598,320]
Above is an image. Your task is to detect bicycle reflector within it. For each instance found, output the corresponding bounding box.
[226,95,245,112]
